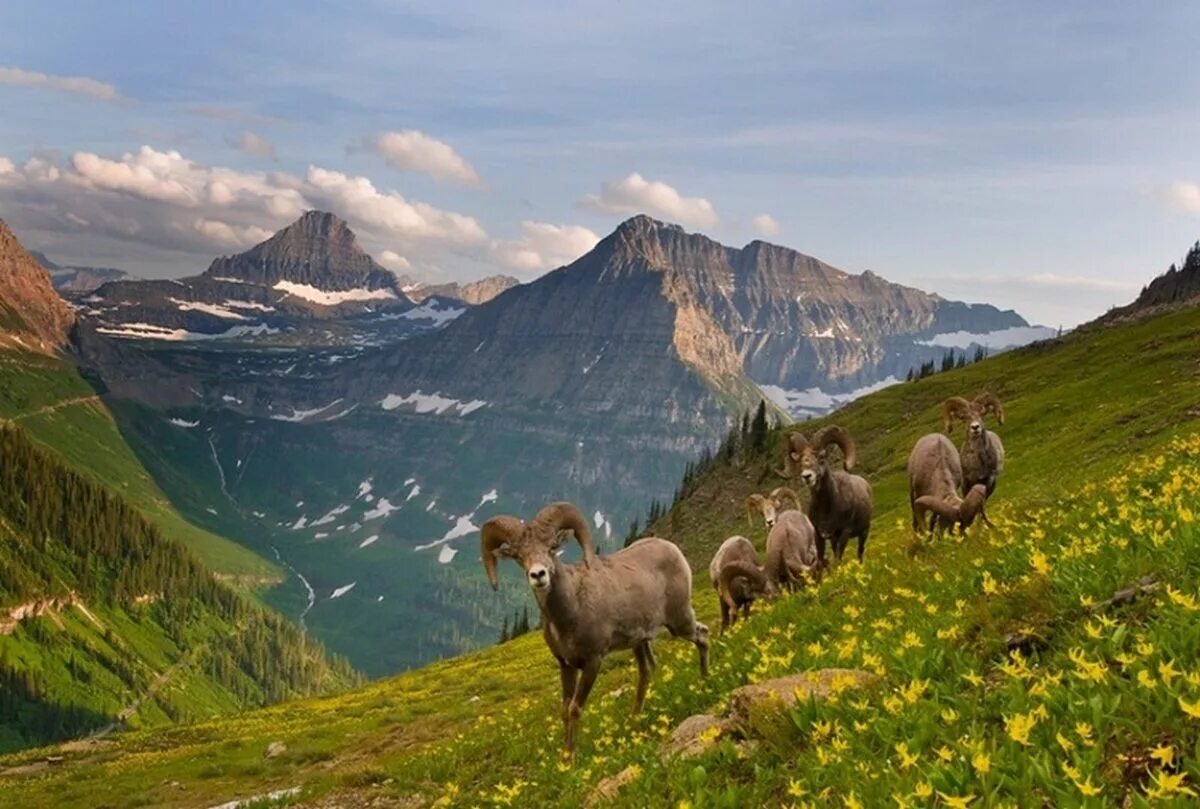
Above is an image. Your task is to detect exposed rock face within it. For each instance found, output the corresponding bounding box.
[408,275,519,305]
[725,669,876,733]
[1095,239,1200,326]
[79,212,417,341]
[0,219,74,351]
[203,211,404,292]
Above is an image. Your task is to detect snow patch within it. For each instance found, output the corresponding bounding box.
[358,534,379,549]
[398,299,466,326]
[168,418,199,428]
[356,479,373,500]
[95,322,279,341]
[290,516,309,530]
[330,582,357,599]
[363,498,398,522]
[759,376,902,418]
[311,504,350,527]
[438,545,459,564]
[270,399,345,423]
[221,394,242,404]
[405,484,421,502]
[414,515,479,551]
[380,391,489,416]
[916,325,1057,350]
[168,297,248,320]
[221,299,275,312]
[274,280,396,306]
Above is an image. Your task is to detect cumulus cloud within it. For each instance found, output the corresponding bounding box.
[0,66,123,102]
[227,131,277,160]
[752,213,780,236]
[0,145,488,265]
[353,130,482,187]
[378,249,412,272]
[1160,181,1200,216]
[578,172,718,228]
[490,221,599,273]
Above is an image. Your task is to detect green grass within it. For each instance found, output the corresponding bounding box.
[3,307,1200,807]
[0,351,277,582]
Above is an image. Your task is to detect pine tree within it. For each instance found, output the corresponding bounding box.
[750,400,769,454]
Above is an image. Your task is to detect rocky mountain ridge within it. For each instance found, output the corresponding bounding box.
[0,219,74,352]
[408,274,520,305]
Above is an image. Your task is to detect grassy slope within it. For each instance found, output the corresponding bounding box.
[0,351,277,581]
[3,307,1200,807]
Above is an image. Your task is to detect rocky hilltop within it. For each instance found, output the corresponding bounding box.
[0,219,74,352]
[1094,239,1200,326]
[408,274,520,305]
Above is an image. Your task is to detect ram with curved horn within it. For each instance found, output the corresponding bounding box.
[943,392,1006,500]
[709,536,770,631]
[777,425,873,563]
[480,502,708,759]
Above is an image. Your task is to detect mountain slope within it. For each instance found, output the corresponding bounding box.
[0,219,73,352]
[0,424,359,754]
[408,274,519,305]
[1096,238,1200,326]
[8,291,1199,807]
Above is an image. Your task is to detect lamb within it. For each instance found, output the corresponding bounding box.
[907,433,964,536]
[943,393,1006,498]
[914,483,991,538]
[709,535,770,631]
[480,502,708,758]
[744,489,820,591]
[776,426,873,563]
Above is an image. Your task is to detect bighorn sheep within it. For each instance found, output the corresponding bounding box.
[709,535,769,631]
[943,393,1006,498]
[914,483,991,538]
[907,433,964,536]
[776,427,873,563]
[744,487,820,591]
[481,502,709,757]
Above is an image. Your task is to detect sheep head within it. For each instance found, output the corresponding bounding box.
[943,393,1005,438]
[769,486,802,511]
[717,560,775,608]
[480,502,596,593]
[746,493,777,528]
[774,432,809,479]
[958,484,990,528]
[791,425,857,489]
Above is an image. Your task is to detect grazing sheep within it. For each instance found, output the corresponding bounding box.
[943,393,1006,497]
[709,535,763,631]
[716,559,773,626]
[746,486,820,589]
[480,502,708,758]
[907,433,964,536]
[914,483,991,538]
[776,426,873,563]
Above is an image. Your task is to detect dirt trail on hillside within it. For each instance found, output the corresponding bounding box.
[0,395,101,424]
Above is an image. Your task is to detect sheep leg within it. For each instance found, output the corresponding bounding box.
[565,659,601,756]
[815,532,828,566]
[856,528,869,562]
[719,599,731,633]
[557,658,579,733]
[632,641,654,715]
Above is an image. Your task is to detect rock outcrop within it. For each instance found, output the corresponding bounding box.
[0,219,74,351]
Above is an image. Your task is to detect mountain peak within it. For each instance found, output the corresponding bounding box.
[0,219,74,351]
[613,214,681,237]
[203,211,403,292]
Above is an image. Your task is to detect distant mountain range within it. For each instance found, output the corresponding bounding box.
[29,249,132,297]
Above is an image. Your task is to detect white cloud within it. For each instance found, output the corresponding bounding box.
[354,130,482,187]
[378,249,411,272]
[227,131,277,161]
[0,145,488,261]
[752,213,780,236]
[1161,181,1200,216]
[490,221,599,273]
[578,172,718,228]
[0,66,123,102]
[1023,272,1140,291]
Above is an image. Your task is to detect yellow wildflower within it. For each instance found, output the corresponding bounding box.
[1005,711,1039,746]
[1179,697,1200,719]
[1146,770,1197,800]
[894,742,919,771]
[1150,745,1175,767]
[937,792,975,809]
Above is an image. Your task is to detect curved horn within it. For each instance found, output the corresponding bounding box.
[717,561,768,607]
[480,516,524,590]
[745,494,766,525]
[942,397,972,433]
[532,502,596,567]
[814,425,857,470]
[769,486,802,510]
[775,432,809,479]
[914,495,962,524]
[973,392,1005,425]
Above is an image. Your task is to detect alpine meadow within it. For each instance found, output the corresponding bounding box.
[2,4,1200,808]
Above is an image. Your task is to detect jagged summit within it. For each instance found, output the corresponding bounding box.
[203,210,404,292]
[0,219,74,351]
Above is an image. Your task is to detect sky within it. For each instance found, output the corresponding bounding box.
[2,2,1199,327]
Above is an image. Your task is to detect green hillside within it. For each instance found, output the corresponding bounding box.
[3,306,1200,807]
[0,425,360,754]
[0,351,278,583]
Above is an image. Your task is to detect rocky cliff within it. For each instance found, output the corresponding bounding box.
[0,219,74,352]
[408,275,519,305]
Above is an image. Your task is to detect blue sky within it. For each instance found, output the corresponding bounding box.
[2,1,1199,325]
